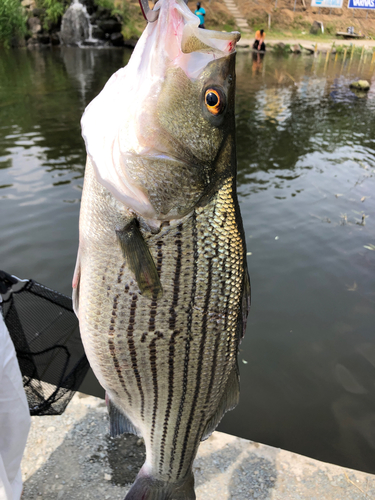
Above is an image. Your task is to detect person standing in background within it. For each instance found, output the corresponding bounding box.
[195,2,206,29]
[0,310,31,500]
[253,29,266,51]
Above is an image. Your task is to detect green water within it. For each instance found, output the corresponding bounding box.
[1,47,375,474]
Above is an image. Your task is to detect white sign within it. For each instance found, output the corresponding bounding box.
[311,0,343,7]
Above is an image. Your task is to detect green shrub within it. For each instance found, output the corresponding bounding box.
[94,0,126,20]
[0,0,27,47]
[37,0,67,30]
[44,0,65,27]
[94,0,116,11]
[325,23,335,35]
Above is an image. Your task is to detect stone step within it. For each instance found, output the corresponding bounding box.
[222,0,251,31]
[230,12,243,18]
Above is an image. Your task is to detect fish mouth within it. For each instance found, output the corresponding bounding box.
[81,0,240,222]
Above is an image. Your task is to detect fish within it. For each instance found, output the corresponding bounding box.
[72,0,250,498]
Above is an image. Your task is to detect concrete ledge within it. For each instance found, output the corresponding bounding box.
[21,394,375,499]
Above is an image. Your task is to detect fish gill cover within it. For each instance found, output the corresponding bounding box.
[81,0,240,219]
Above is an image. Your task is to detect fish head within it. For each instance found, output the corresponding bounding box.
[81,0,240,224]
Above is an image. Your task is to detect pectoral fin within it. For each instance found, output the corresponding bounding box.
[116,220,163,300]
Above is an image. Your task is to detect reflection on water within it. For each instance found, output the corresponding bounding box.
[0,47,375,474]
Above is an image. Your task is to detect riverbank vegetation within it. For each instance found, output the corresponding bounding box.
[0,0,27,47]
[1,0,375,48]
[39,0,67,29]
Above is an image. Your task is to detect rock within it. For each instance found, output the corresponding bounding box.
[21,0,36,8]
[91,25,106,40]
[82,0,96,16]
[51,33,60,45]
[292,43,301,54]
[110,32,124,46]
[27,16,42,35]
[27,37,41,49]
[10,36,26,48]
[301,45,314,54]
[96,19,122,34]
[32,8,44,17]
[38,34,51,44]
[310,20,323,35]
[350,80,370,90]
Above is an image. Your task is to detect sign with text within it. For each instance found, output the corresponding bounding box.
[311,0,343,7]
[348,0,375,8]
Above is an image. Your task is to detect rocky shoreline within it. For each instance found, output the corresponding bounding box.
[21,393,375,500]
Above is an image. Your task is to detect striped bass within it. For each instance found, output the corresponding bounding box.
[73,0,250,498]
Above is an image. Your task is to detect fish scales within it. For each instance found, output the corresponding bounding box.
[78,160,244,481]
[74,0,249,497]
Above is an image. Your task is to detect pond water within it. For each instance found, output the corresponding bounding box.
[1,46,375,474]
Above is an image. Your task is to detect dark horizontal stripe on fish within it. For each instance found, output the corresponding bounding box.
[149,337,159,443]
[127,293,145,419]
[169,213,197,477]
[149,241,164,334]
[159,329,179,475]
[168,224,183,331]
[158,225,183,473]
[177,237,214,479]
[206,244,222,407]
[148,240,164,442]
[117,262,125,284]
[108,294,132,405]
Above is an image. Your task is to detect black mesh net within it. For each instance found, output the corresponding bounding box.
[0,272,89,416]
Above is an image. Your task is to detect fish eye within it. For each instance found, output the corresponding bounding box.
[204,89,224,115]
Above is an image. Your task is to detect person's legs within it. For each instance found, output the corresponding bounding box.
[260,41,266,51]
[253,40,259,50]
[0,317,30,500]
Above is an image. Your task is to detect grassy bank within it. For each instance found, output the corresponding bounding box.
[235,0,375,38]
[2,0,375,48]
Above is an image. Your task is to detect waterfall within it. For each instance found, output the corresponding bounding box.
[60,0,100,47]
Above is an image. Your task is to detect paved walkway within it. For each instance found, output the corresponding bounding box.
[21,393,375,500]
[222,0,251,34]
